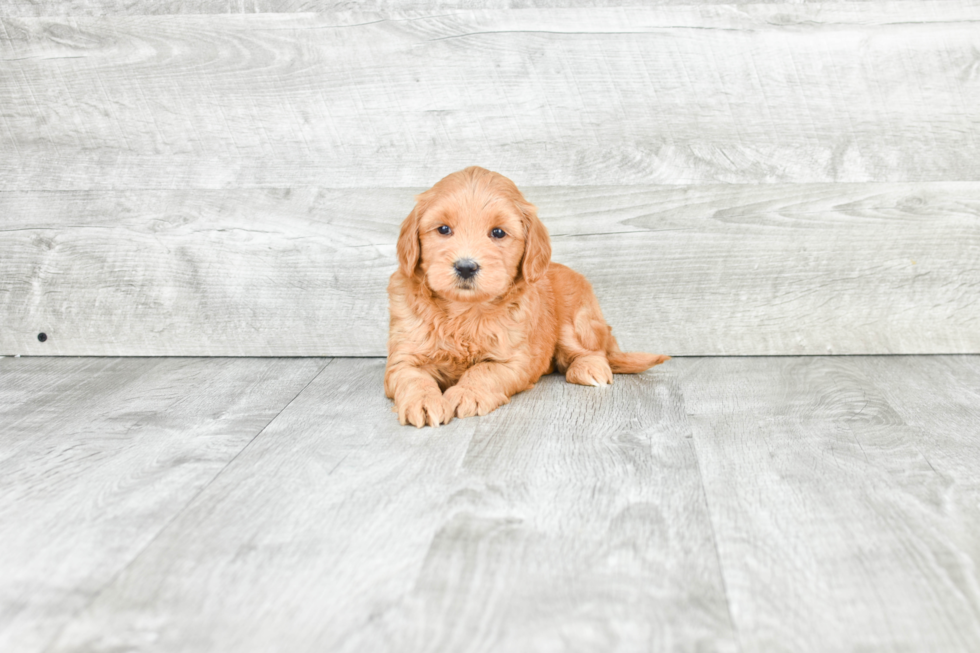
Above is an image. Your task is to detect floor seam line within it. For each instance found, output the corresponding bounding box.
[680,384,745,653]
[691,438,744,653]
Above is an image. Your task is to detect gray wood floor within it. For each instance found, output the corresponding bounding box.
[2,355,978,652]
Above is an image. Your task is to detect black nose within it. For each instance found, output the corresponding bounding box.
[453,258,480,280]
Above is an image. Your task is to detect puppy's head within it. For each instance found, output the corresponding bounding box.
[397,167,551,302]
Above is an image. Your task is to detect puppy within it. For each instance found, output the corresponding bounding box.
[385,166,669,427]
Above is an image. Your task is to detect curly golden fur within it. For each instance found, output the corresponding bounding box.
[385,167,669,427]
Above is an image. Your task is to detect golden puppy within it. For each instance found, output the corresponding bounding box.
[385,166,669,427]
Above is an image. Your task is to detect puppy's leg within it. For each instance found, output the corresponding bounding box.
[384,363,453,428]
[557,294,668,387]
[556,296,616,386]
[444,360,530,419]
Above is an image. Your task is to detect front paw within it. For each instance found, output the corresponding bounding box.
[444,385,509,418]
[396,390,452,428]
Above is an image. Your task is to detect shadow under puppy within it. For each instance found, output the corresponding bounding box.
[386,166,669,427]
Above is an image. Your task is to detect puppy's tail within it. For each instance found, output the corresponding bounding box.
[605,333,670,373]
[608,351,670,374]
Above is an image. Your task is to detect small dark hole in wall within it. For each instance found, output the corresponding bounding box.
[37,333,47,342]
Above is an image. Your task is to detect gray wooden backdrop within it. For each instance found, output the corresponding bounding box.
[2,1,979,356]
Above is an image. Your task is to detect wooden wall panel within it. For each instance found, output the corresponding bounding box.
[2,4,977,356]
[2,183,978,356]
[0,0,894,18]
[1,4,979,190]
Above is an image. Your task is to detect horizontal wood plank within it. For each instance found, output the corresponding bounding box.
[2,4,979,189]
[0,356,327,653]
[679,356,980,652]
[1,0,865,18]
[2,182,978,356]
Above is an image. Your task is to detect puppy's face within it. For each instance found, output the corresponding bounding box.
[398,167,551,302]
[417,188,526,302]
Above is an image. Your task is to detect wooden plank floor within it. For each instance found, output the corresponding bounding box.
[2,355,978,652]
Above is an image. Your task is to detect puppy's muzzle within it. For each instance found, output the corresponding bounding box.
[453,258,480,281]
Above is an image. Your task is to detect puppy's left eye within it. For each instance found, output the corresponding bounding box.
[490,228,506,239]
[437,225,452,235]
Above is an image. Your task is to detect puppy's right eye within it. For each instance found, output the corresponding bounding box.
[437,225,452,235]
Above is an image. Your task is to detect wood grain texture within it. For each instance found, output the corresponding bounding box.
[859,355,980,608]
[860,356,980,488]
[2,3,979,189]
[0,356,327,653]
[0,188,397,356]
[44,357,735,653]
[2,183,978,356]
[1,0,885,18]
[342,361,732,652]
[679,356,980,652]
[39,358,482,653]
[11,355,980,651]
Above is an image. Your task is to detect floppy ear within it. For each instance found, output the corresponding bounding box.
[396,200,424,278]
[519,200,551,283]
